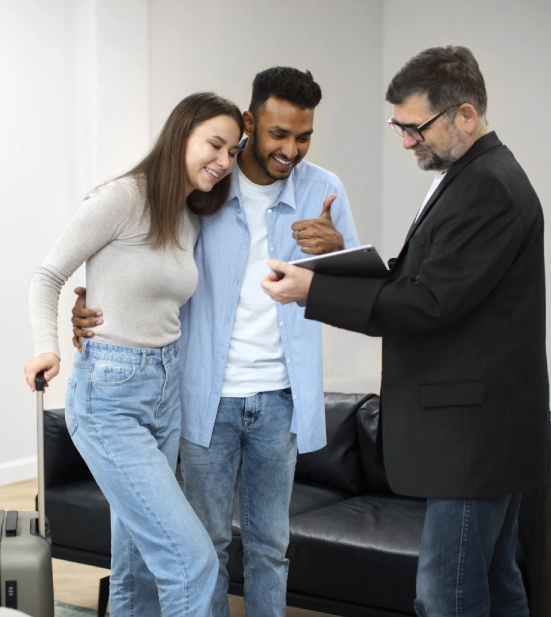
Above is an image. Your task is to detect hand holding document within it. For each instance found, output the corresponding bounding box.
[262,245,389,306]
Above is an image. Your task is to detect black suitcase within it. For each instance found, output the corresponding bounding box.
[0,372,54,615]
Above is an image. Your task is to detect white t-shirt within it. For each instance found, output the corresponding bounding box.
[221,168,290,397]
[415,171,446,222]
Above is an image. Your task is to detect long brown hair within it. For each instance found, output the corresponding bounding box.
[125,92,243,248]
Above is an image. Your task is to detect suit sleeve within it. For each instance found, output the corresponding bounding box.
[306,172,523,337]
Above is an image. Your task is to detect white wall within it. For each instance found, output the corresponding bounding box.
[0,0,79,485]
[0,0,149,486]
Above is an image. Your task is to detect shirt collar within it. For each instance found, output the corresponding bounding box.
[229,138,297,210]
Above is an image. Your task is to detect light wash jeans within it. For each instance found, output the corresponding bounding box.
[66,340,217,617]
[415,493,528,617]
[180,390,298,617]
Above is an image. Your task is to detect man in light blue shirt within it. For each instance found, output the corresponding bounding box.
[179,68,358,617]
[72,67,359,617]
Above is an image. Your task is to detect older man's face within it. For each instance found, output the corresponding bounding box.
[392,95,467,171]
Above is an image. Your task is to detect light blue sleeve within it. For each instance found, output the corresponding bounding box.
[329,181,360,249]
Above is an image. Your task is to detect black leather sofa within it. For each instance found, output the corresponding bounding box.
[43,393,551,617]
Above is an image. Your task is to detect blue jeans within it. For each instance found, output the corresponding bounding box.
[180,390,298,617]
[415,493,528,617]
[66,340,217,617]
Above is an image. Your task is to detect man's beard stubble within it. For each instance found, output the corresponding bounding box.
[414,126,466,172]
[250,127,297,182]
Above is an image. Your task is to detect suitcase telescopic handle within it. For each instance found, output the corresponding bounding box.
[35,371,45,392]
[35,370,46,538]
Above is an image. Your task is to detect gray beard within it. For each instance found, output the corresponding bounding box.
[414,129,465,171]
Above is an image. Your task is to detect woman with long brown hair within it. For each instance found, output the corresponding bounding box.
[24,92,244,617]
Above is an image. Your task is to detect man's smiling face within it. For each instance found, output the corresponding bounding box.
[246,96,314,185]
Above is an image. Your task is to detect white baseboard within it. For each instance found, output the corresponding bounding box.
[0,456,38,487]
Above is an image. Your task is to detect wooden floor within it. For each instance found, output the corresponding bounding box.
[0,479,328,616]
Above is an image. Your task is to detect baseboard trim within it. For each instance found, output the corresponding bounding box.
[0,456,37,487]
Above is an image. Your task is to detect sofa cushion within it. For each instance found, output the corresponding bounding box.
[228,479,352,583]
[44,409,91,489]
[46,479,111,556]
[356,395,392,494]
[286,495,426,614]
[295,393,372,494]
[231,479,352,534]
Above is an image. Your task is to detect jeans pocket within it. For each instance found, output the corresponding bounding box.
[65,379,78,436]
[277,387,293,401]
[92,361,137,387]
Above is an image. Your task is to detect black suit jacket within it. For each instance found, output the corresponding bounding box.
[306,132,549,499]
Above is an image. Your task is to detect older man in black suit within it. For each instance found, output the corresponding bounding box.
[262,46,549,617]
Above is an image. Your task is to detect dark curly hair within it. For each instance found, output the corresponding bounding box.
[249,66,322,117]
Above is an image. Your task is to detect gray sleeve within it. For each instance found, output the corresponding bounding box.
[29,180,136,357]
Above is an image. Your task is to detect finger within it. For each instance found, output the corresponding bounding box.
[291,219,314,232]
[72,306,102,318]
[299,246,319,255]
[71,308,103,328]
[319,194,337,220]
[267,259,292,276]
[73,325,95,338]
[74,286,87,299]
[292,229,314,241]
[24,365,35,390]
[44,365,59,383]
[72,335,82,351]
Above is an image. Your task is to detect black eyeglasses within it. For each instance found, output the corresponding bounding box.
[387,104,461,142]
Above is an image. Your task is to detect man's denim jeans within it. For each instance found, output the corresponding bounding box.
[180,390,298,617]
[415,493,528,617]
[67,340,217,617]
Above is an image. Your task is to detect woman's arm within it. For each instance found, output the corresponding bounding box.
[26,180,134,387]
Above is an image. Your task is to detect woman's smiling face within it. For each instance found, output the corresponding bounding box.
[184,114,241,196]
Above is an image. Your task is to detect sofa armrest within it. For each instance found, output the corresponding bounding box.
[44,408,92,489]
[295,393,372,494]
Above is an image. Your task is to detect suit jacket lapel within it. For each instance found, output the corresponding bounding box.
[401,132,503,247]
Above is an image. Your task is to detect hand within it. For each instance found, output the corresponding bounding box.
[24,353,60,391]
[291,194,344,255]
[71,286,103,351]
[262,259,314,305]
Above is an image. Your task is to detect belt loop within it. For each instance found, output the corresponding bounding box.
[81,339,88,360]
[140,349,147,371]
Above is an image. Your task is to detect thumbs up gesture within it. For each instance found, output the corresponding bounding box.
[291,194,344,255]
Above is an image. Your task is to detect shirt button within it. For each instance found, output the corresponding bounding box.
[293,395,298,400]
[270,247,275,252]
[267,209,272,214]
[286,359,291,363]
[279,321,284,326]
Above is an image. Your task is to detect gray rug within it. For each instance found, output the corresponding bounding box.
[55,602,108,616]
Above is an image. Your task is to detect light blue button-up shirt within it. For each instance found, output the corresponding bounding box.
[178,152,359,453]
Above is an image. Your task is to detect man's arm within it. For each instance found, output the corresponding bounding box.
[266,175,525,338]
[306,175,523,338]
[71,286,103,350]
